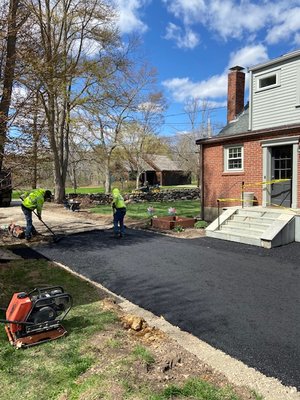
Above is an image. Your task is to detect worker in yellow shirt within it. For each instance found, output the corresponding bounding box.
[21,189,52,240]
[111,188,126,238]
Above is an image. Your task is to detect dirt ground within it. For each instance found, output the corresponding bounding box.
[82,297,260,400]
[0,201,206,245]
[1,202,299,400]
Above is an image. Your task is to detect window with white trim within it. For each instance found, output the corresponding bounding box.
[256,69,280,92]
[224,145,244,172]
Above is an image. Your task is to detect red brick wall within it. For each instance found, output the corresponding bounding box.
[203,133,300,209]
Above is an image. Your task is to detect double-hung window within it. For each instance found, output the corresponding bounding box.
[224,145,244,172]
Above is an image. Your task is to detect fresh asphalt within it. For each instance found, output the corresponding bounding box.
[27,228,300,389]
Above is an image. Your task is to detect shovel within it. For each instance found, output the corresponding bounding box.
[32,210,62,243]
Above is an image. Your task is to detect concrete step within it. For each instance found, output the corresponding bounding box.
[206,230,261,246]
[220,225,264,236]
[236,209,279,219]
[233,215,277,224]
[225,220,270,230]
[206,208,296,248]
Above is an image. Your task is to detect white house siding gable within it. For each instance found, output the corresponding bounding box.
[251,56,300,131]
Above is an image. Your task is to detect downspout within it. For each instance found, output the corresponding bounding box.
[248,70,253,131]
[199,143,205,220]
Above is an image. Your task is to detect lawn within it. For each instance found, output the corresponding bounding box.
[0,259,259,400]
[90,199,201,220]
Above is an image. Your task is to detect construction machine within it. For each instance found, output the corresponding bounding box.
[0,286,72,348]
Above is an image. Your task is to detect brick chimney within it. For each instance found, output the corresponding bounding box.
[227,66,245,123]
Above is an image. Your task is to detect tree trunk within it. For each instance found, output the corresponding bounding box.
[104,157,111,194]
[32,135,38,189]
[54,177,65,203]
[0,0,19,169]
[72,164,77,192]
[135,171,140,189]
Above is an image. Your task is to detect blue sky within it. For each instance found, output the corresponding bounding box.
[114,0,300,136]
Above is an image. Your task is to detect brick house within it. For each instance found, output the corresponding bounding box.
[196,50,300,222]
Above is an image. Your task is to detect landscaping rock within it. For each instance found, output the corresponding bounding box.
[66,188,200,205]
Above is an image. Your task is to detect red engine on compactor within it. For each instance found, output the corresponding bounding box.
[1,286,72,348]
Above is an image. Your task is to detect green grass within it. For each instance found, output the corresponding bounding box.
[0,258,260,400]
[132,344,155,366]
[0,259,115,400]
[150,378,241,400]
[0,259,101,307]
[90,199,201,220]
[13,185,198,199]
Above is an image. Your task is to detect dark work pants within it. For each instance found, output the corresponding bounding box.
[21,205,37,239]
[113,208,126,235]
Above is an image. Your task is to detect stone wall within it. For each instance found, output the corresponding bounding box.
[67,188,200,206]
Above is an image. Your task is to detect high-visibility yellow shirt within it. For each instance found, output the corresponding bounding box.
[112,188,126,209]
[22,189,46,214]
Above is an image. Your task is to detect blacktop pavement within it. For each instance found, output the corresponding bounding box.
[5,226,299,400]
[1,201,300,400]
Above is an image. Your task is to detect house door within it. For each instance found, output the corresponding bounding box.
[271,145,292,207]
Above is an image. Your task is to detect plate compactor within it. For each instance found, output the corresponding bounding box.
[0,286,72,348]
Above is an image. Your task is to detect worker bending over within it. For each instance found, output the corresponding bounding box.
[21,189,52,240]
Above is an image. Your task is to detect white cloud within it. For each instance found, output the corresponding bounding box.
[208,0,267,40]
[163,74,228,102]
[163,0,300,45]
[162,0,206,25]
[294,33,300,45]
[228,45,269,70]
[162,44,269,103]
[164,23,200,49]
[266,7,300,44]
[114,0,149,34]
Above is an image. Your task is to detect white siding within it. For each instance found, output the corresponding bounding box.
[251,57,300,130]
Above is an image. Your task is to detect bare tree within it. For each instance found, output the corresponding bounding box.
[121,92,165,188]
[172,98,213,186]
[10,86,50,188]
[19,0,120,201]
[79,63,160,193]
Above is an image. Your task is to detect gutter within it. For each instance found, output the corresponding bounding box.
[196,123,300,146]
[248,50,300,72]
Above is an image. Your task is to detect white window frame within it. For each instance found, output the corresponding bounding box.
[224,145,244,172]
[255,68,281,92]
